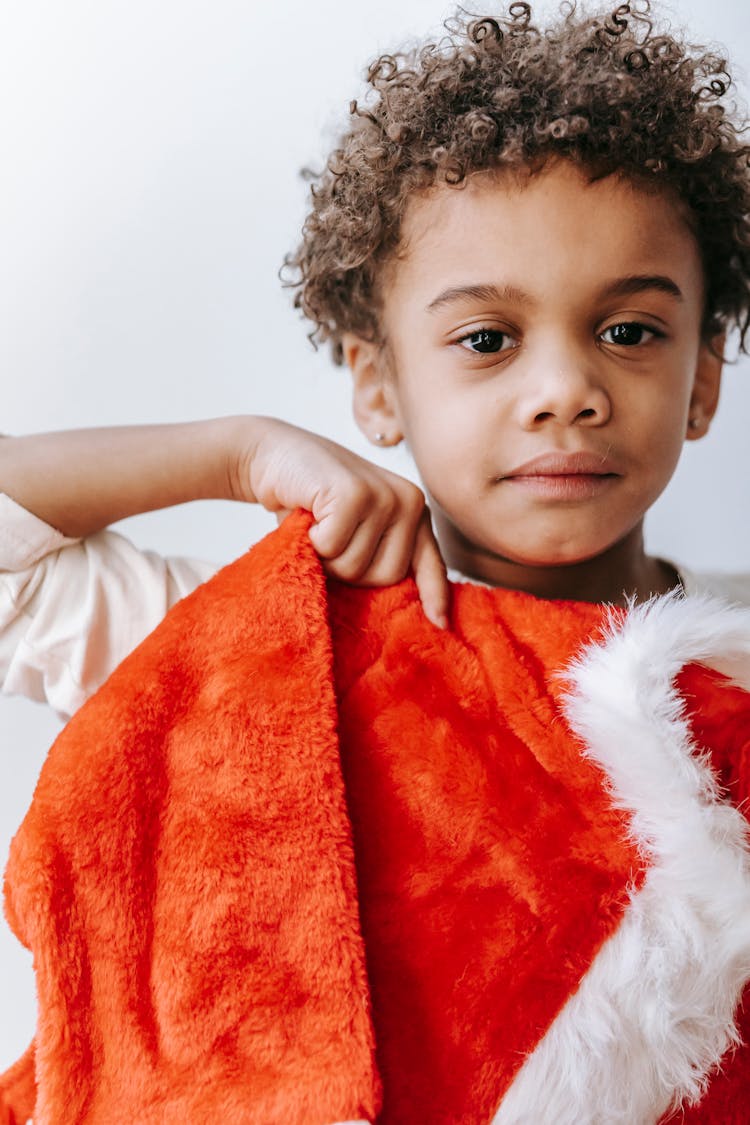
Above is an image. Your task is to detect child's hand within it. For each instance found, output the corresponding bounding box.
[0,418,449,628]
[237,417,449,629]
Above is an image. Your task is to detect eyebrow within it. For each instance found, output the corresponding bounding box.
[425,274,684,314]
[425,283,527,314]
[600,274,684,302]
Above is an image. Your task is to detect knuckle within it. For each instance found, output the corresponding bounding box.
[340,477,371,511]
[401,481,426,514]
[377,491,399,522]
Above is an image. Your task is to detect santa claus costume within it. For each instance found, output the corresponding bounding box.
[2,512,750,1124]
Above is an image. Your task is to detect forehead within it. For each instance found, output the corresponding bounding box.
[388,161,703,306]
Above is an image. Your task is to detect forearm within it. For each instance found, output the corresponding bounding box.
[0,416,265,538]
[0,414,450,627]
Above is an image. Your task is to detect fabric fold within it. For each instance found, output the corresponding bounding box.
[3,513,750,1123]
[2,511,380,1124]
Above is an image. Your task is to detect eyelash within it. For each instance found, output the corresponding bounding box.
[456,328,518,355]
[455,322,664,355]
[599,323,663,347]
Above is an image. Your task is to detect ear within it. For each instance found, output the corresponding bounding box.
[342,332,403,447]
[686,333,724,441]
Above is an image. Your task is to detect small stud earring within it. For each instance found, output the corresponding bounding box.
[374,432,387,444]
[688,417,701,431]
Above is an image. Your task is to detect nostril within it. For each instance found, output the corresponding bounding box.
[578,408,597,420]
[534,411,555,422]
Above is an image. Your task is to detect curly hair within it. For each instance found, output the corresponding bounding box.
[284,0,750,364]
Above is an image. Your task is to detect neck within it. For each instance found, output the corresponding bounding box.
[437,519,679,606]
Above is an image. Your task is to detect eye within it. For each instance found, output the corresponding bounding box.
[600,322,661,347]
[456,328,517,354]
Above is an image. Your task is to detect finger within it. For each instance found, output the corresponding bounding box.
[319,507,395,581]
[307,480,378,559]
[345,508,421,588]
[411,513,450,629]
[321,479,427,586]
[308,510,358,559]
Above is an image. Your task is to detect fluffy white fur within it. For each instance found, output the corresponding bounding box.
[492,592,750,1125]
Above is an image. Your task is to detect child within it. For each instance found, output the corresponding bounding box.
[2,2,750,1122]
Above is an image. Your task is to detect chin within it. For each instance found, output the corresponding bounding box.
[497,539,612,569]
[450,516,619,571]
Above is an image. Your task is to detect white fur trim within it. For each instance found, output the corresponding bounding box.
[493,592,750,1125]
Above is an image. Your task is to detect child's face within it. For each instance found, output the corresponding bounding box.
[347,159,722,585]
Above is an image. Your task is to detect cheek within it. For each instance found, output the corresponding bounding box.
[620,361,693,448]
[402,395,486,477]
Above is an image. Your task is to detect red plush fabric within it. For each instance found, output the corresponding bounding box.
[329,581,645,1123]
[1,512,749,1123]
[661,664,750,1124]
[3,513,380,1124]
[0,1043,35,1125]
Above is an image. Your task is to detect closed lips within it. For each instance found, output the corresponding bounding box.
[501,452,619,479]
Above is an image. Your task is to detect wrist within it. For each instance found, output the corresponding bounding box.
[219,414,278,505]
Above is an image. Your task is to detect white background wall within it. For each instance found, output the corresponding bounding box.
[2,0,749,1071]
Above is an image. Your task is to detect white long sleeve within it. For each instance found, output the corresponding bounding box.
[0,494,217,719]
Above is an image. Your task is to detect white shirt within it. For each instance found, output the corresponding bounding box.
[0,494,217,718]
[2,491,750,721]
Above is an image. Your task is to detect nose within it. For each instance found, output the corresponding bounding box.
[518,350,611,430]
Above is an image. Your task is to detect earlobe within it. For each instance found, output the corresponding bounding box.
[342,332,403,447]
[686,333,724,440]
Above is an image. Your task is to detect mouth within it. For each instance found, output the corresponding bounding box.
[500,451,620,500]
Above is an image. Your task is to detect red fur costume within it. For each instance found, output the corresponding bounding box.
[2,511,750,1124]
